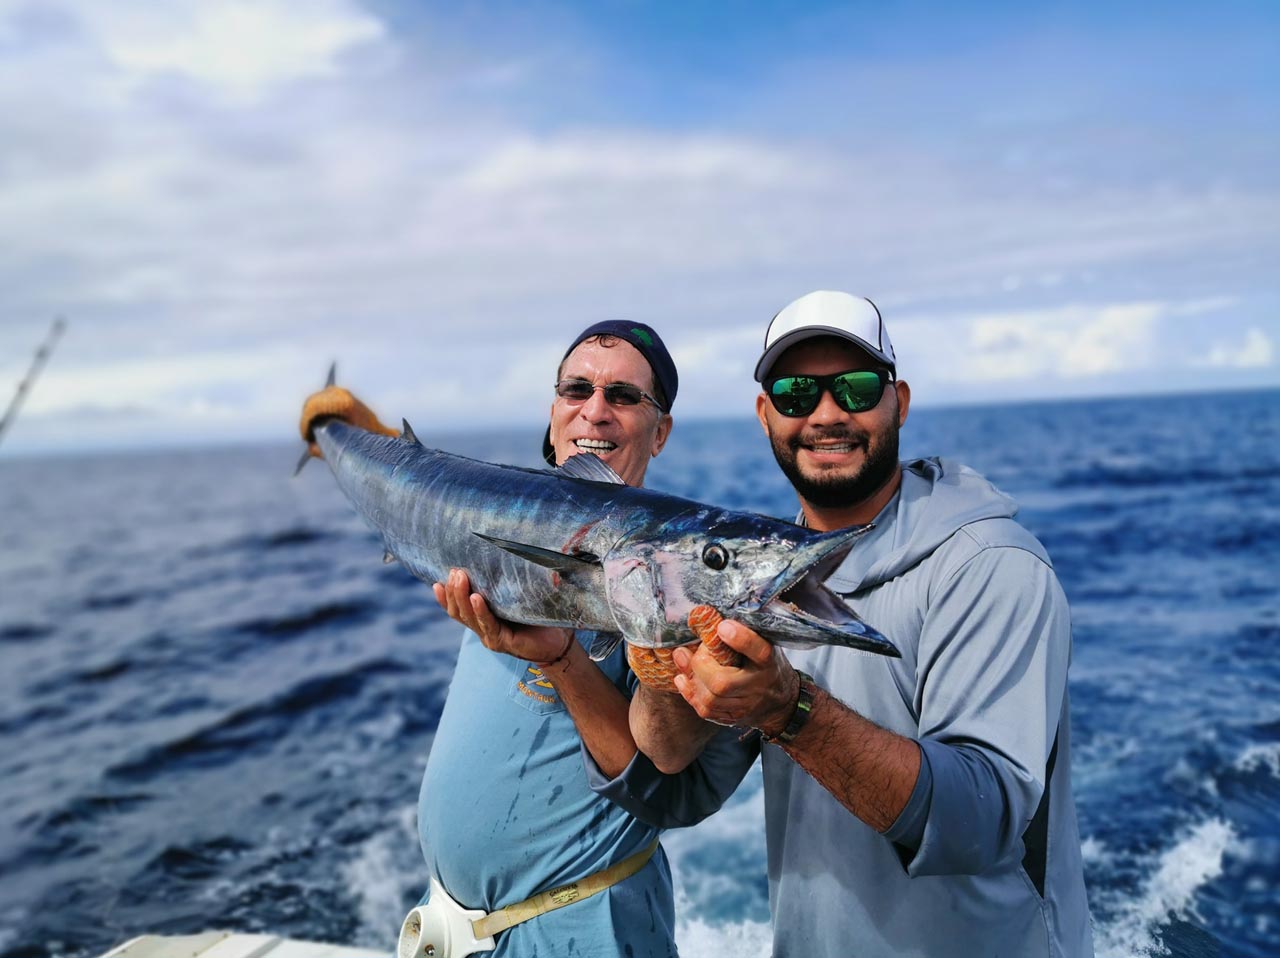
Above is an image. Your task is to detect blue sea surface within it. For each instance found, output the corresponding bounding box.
[1,389,1277,958]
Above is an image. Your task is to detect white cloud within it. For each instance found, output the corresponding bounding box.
[459,135,799,192]
[0,2,1276,452]
[1169,296,1239,317]
[1198,327,1274,369]
[25,346,305,417]
[69,0,385,101]
[961,302,1163,381]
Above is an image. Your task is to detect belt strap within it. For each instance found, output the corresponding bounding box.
[471,839,659,940]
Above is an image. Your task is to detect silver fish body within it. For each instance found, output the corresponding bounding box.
[315,419,898,658]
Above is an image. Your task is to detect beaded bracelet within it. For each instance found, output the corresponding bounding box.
[534,632,576,671]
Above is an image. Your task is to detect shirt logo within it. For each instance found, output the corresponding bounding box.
[517,664,558,704]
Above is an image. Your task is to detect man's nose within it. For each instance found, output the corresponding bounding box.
[579,386,614,421]
[807,387,848,424]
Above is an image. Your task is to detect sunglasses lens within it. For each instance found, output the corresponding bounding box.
[831,371,885,412]
[768,376,820,417]
[557,380,651,406]
[603,384,643,405]
[556,380,595,401]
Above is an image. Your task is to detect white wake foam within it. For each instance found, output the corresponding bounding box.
[1094,817,1240,958]
[667,765,771,956]
[1235,741,1280,778]
[676,914,773,957]
[342,804,423,951]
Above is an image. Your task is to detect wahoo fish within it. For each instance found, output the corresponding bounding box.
[311,417,898,659]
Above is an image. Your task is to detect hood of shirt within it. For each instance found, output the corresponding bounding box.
[821,457,1020,594]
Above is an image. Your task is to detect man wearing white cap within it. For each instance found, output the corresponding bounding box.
[598,291,1094,956]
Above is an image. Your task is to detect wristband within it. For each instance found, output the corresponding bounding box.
[761,671,817,745]
[534,632,575,671]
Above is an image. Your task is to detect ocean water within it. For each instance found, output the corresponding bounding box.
[1,389,1277,958]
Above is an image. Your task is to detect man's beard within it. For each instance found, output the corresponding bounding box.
[769,422,901,509]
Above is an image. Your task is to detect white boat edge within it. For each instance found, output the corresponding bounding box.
[99,932,390,958]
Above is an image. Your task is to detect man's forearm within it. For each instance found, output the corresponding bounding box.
[630,684,721,774]
[541,643,637,778]
[779,685,921,833]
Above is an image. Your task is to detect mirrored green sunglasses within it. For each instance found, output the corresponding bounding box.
[764,369,892,418]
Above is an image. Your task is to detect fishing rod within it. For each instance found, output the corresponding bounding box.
[0,317,66,448]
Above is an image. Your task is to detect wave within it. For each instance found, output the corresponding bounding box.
[1093,818,1238,958]
[42,791,153,831]
[146,835,254,881]
[1234,742,1280,779]
[1053,460,1280,491]
[233,599,379,638]
[342,805,423,949]
[676,913,773,958]
[186,526,336,560]
[104,658,407,781]
[0,621,54,642]
[82,591,144,612]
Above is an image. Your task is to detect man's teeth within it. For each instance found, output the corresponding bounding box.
[810,442,857,452]
[575,439,617,451]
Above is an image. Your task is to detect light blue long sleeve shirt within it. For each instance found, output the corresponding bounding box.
[593,458,1095,958]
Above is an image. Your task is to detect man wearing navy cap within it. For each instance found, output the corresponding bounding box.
[299,322,719,957]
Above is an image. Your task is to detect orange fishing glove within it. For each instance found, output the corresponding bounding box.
[627,605,742,692]
[299,386,398,458]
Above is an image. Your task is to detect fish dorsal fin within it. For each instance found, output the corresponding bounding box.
[473,532,601,571]
[325,362,337,387]
[401,419,422,445]
[558,452,625,485]
[584,630,624,661]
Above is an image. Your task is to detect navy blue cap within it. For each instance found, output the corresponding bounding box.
[542,320,678,465]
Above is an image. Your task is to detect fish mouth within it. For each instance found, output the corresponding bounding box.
[738,525,900,658]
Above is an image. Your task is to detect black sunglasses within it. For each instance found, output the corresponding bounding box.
[555,378,664,410]
[764,369,892,418]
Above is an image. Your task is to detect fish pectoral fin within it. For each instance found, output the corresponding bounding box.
[556,453,626,485]
[584,630,624,661]
[473,533,602,571]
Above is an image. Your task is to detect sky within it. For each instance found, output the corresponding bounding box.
[0,0,1277,454]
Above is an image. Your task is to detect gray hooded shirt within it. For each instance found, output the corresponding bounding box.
[592,458,1095,957]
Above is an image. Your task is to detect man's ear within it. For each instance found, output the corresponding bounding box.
[894,380,911,427]
[756,392,771,434]
[650,413,673,457]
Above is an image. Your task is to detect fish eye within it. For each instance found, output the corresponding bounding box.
[702,543,729,570]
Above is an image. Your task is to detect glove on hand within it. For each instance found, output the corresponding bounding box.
[299,386,398,459]
[626,606,742,692]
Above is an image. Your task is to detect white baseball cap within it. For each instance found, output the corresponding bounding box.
[753,290,896,382]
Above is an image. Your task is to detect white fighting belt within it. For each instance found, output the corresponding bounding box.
[398,840,658,958]
[399,876,495,958]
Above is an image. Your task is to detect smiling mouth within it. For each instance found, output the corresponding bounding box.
[804,441,861,454]
[574,438,618,452]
